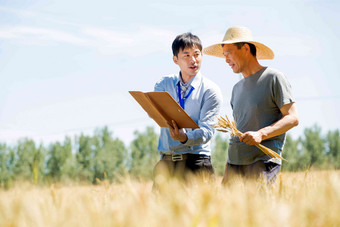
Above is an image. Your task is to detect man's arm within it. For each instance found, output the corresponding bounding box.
[168,88,223,145]
[239,102,299,145]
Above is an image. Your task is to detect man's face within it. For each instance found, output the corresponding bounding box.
[222,44,246,74]
[173,46,202,79]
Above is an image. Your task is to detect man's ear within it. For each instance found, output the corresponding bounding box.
[243,43,250,54]
[173,55,178,65]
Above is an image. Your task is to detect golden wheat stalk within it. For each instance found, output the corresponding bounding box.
[214,115,286,161]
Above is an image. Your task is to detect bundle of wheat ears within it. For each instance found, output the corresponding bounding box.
[214,115,286,161]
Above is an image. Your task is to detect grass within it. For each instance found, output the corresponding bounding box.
[0,170,340,227]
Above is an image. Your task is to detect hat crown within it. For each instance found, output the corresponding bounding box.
[222,26,253,43]
[203,26,274,60]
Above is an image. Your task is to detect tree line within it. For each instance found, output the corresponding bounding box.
[0,124,339,188]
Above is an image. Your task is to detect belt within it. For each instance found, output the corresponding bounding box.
[161,153,210,162]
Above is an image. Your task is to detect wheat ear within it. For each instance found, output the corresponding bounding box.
[214,115,286,161]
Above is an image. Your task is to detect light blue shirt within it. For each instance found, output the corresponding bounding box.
[154,72,223,156]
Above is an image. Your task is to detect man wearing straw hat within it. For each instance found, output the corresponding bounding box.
[153,32,223,190]
[203,26,299,184]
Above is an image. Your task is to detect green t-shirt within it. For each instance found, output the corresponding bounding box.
[228,67,294,165]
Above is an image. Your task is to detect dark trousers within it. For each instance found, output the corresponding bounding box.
[222,160,281,185]
[153,154,214,190]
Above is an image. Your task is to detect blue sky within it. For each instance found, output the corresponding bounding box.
[0,0,339,145]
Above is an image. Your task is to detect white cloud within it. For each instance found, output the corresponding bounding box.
[0,5,180,56]
[0,24,177,56]
[81,25,176,56]
[81,27,135,45]
[200,30,322,57]
[258,34,322,57]
[0,26,90,46]
[0,6,36,17]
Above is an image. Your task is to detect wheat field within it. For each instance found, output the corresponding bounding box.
[0,170,340,227]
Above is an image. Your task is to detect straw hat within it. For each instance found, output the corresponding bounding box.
[203,26,274,60]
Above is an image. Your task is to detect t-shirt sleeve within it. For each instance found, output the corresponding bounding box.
[272,72,294,108]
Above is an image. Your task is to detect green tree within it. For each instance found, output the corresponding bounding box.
[13,139,45,183]
[92,127,128,183]
[300,124,326,169]
[326,129,340,169]
[281,134,301,171]
[212,133,228,176]
[32,144,45,184]
[129,126,159,179]
[0,143,15,188]
[46,137,74,182]
[75,134,94,182]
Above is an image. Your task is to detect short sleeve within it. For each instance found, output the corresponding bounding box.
[272,72,294,108]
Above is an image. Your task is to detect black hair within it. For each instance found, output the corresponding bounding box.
[172,32,202,57]
[233,42,257,57]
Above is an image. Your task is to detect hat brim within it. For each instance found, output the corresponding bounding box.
[203,40,274,60]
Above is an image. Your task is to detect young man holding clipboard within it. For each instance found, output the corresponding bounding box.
[153,32,223,188]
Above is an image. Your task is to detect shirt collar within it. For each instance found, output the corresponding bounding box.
[176,71,202,89]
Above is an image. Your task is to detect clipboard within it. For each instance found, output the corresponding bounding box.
[129,91,199,128]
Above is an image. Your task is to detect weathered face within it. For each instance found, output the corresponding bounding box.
[222,43,246,74]
[173,46,202,79]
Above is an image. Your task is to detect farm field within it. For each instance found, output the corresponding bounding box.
[0,170,340,227]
